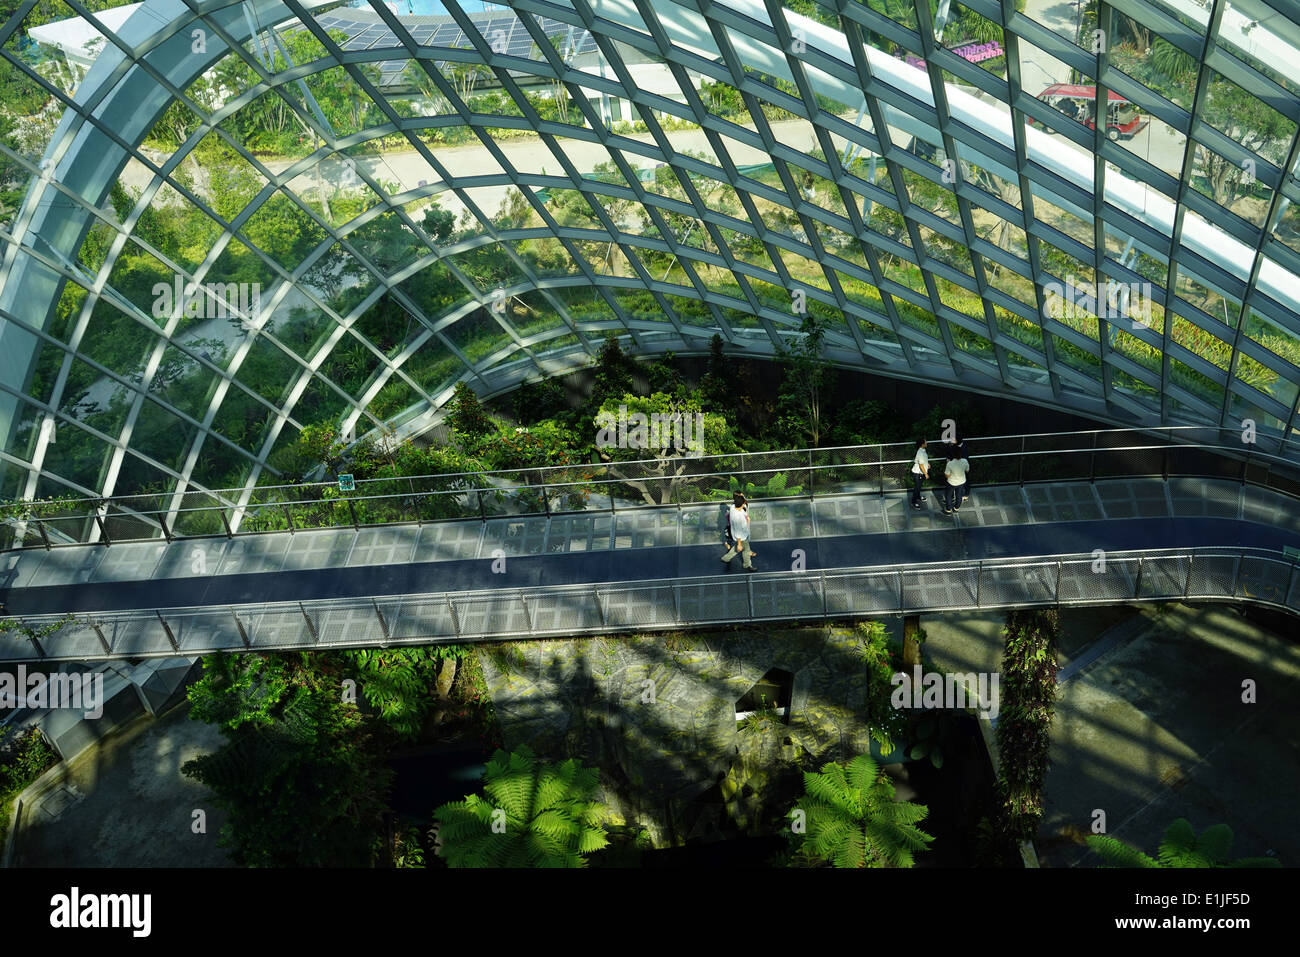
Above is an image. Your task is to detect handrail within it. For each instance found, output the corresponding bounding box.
[2,428,1298,551]
[1,545,1294,662]
[2,423,1292,510]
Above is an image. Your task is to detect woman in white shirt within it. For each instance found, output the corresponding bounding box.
[721,492,755,570]
[910,439,929,509]
[943,452,970,514]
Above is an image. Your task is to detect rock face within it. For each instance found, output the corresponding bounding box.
[478,622,897,847]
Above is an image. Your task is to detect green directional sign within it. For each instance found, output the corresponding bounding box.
[338,473,356,492]
[1284,546,1300,561]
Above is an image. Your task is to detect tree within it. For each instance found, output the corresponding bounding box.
[995,608,1059,844]
[774,312,834,448]
[589,333,638,409]
[698,334,730,410]
[512,378,567,425]
[185,652,292,732]
[1087,818,1281,868]
[791,753,934,868]
[828,398,907,446]
[595,391,737,504]
[478,419,582,474]
[548,163,637,273]
[183,659,393,867]
[422,202,455,243]
[449,60,488,100]
[1195,79,1293,211]
[433,745,609,867]
[344,646,465,741]
[636,149,740,274]
[447,382,495,442]
[1151,37,1195,85]
[646,351,684,395]
[533,33,575,123]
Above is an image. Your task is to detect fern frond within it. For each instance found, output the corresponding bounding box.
[1086,834,1160,868]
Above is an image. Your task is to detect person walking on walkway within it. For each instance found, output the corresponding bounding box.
[943,447,970,515]
[910,438,930,509]
[721,491,756,571]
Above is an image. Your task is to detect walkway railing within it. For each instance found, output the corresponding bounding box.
[0,545,1294,662]
[2,425,1298,551]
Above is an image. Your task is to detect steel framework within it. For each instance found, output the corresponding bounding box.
[1,1,1298,526]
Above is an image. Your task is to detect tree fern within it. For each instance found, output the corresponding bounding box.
[1088,818,1281,868]
[434,745,610,868]
[792,754,934,868]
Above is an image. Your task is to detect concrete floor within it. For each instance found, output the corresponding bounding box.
[921,602,1300,867]
[10,703,232,867]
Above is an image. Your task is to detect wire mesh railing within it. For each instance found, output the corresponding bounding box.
[3,425,1298,551]
[0,546,1295,662]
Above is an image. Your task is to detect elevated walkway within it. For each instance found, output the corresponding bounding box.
[2,472,1299,662]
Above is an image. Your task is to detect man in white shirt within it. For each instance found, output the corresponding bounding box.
[910,439,929,509]
[943,452,970,514]
[721,492,755,571]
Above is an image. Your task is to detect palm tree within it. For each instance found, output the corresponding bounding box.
[794,754,934,867]
[433,745,610,867]
[1087,818,1281,868]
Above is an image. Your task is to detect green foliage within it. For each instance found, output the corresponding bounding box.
[422,204,455,243]
[708,472,804,500]
[909,400,985,447]
[994,608,1060,843]
[597,392,740,504]
[0,614,76,642]
[850,620,908,756]
[0,728,58,845]
[292,423,350,477]
[590,334,638,410]
[344,646,455,741]
[1087,818,1282,869]
[1150,37,1195,83]
[447,382,495,442]
[183,656,393,867]
[646,351,684,395]
[512,379,568,425]
[907,713,955,770]
[773,313,835,448]
[392,825,427,868]
[698,334,730,410]
[433,745,610,867]
[829,398,908,446]
[185,652,292,733]
[477,419,584,474]
[790,753,934,868]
